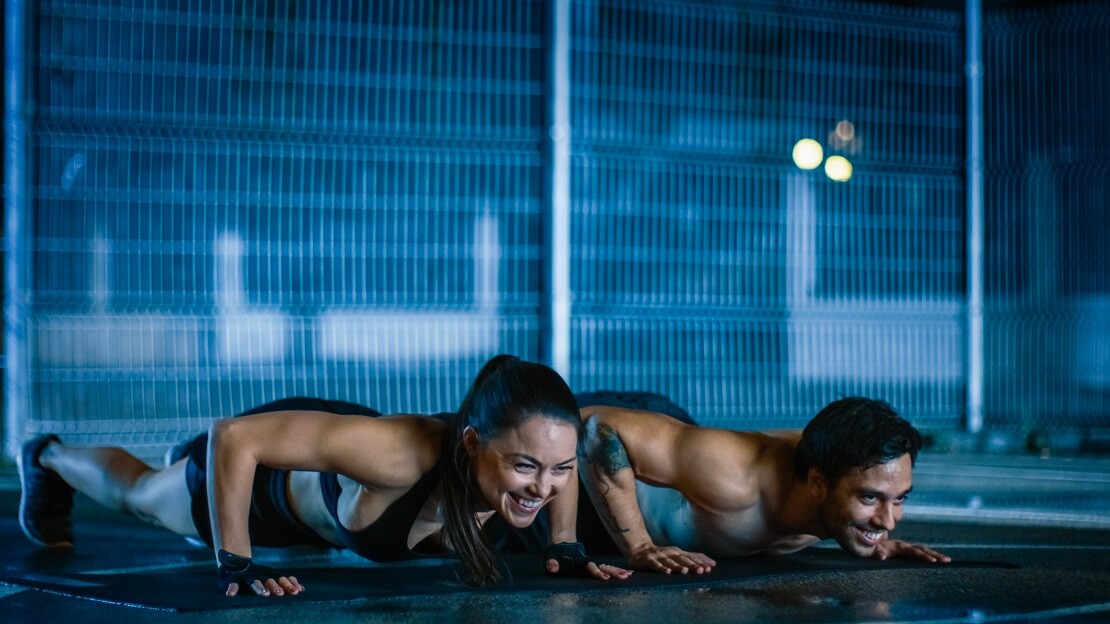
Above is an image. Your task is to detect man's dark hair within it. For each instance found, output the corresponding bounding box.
[792,397,923,482]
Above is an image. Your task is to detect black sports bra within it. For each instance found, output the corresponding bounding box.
[318,463,443,561]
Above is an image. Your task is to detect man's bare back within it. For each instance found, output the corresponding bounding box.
[577,397,949,574]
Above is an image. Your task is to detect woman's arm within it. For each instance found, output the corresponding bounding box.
[543,464,633,580]
[205,410,439,594]
[545,466,579,546]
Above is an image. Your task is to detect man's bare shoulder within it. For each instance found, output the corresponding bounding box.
[682,426,792,460]
[665,427,792,512]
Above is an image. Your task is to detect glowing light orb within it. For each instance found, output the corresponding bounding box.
[824,155,853,182]
[835,120,856,142]
[792,138,824,170]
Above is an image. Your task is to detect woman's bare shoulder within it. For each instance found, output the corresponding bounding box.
[361,413,449,472]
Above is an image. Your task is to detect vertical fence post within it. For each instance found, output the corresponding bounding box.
[545,0,572,378]
[965,0,985,434]
[5,0,31,459]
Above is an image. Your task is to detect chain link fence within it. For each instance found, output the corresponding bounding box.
[4,0,1107,460]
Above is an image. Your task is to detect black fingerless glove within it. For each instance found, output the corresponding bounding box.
[545,541,591,576]
[216,549,280,592]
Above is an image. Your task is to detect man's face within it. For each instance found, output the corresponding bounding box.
[815,453,913,557]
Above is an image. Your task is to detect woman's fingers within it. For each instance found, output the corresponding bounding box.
[585,561,610,580]
[598,563,633,579]
[279,575,304,594]
[263,578,284,596]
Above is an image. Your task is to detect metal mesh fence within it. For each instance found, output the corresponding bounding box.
[19,0,549,457]
[981,2,1110,431]
[5,0,1108,460]
[567,0,966,429]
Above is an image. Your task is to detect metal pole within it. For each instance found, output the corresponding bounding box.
[5,0,31,459]
[545,0,571,378]
[965,0,985,433]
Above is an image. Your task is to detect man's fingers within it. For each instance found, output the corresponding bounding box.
[649,557,674,574]
[656,555,688,574]
[545,558,560,574]
[264,578,283,596]
[688,553,716,571]
[287,575,304,591]
[667,548,715,573]
[225,582,240,597]
[919,547,950,563]
[671,550,714,573]
[676,554,708,574]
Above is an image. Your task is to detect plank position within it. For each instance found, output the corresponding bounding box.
[18,356,631,595]
[575,394,951,574]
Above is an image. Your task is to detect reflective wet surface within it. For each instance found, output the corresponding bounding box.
[2,454,1109,623]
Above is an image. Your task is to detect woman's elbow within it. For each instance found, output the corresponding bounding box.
[208,417,246,455]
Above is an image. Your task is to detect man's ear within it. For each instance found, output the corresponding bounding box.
[807,467,829,497]
[462,426,480,459]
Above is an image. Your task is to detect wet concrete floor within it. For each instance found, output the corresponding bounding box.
[2,453,1108,623]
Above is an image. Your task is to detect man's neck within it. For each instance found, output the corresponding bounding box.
[772,474,828,540]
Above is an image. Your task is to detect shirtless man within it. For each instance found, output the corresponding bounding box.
[575,395,951,574]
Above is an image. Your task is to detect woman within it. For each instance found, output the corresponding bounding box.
[18,355,631,594]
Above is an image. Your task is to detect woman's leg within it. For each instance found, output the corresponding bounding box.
[23,436,197,545]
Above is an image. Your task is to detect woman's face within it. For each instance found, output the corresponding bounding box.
[464,415,579,528]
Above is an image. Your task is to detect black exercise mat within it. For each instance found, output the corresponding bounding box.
[1,549,1015,612]
[0,490,1015,612]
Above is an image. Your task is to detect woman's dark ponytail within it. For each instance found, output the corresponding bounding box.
[439,354,579,586]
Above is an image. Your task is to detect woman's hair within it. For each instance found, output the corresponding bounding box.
[792,396,922,484]
[440,354,581,586]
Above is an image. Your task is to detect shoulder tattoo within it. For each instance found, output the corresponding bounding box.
[582,416,632,476]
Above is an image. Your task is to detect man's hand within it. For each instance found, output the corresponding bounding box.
[628,544,717,574]
[871,538,951,563]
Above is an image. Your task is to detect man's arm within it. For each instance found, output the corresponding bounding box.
[579,408,731,574]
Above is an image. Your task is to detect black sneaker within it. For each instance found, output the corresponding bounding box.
[18,434,75,548]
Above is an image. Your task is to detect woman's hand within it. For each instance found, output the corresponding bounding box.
[217,549,305,597]
[628,543,716,574]
[544,541,633,581]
